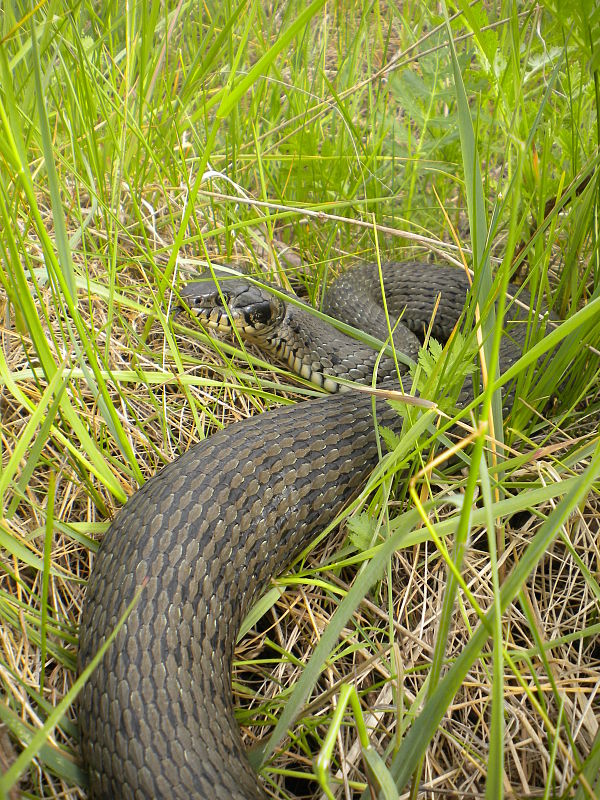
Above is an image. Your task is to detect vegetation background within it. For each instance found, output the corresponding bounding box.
[0,0,599,798]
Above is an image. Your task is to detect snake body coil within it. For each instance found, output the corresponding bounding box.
[79,261,544,798]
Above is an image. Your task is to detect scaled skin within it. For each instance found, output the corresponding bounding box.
[79,261,544,798]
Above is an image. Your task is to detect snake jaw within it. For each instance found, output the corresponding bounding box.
[200,302,282,336]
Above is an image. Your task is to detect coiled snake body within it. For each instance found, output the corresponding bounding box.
[79,261,545,798]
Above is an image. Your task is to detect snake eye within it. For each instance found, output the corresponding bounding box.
[215,293,229,307]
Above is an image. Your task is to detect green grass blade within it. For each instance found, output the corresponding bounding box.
[216,0,327,118]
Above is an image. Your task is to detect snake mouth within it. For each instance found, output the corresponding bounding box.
[190,299,279,335]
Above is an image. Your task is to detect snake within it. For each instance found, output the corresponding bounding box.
[78,260,547,799]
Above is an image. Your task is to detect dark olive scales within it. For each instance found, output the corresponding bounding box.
[79,261,551,798]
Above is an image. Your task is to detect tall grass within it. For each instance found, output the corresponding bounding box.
[0,1,599,798]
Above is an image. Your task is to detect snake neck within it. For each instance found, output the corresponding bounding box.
[251,303,414,392]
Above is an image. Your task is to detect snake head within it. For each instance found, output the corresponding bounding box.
[179,272,286,338]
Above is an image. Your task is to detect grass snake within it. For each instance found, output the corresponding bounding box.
[78,260,551,798]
